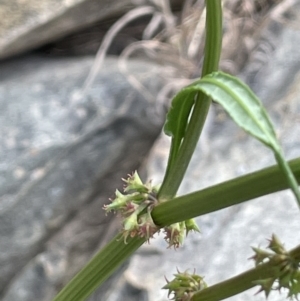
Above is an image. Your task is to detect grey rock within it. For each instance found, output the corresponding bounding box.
[0,0,136,59]
[0,55,165,300]
[0,0,183,60]
[124,12,300,301]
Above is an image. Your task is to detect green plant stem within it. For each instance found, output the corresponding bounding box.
[153,157,300,227]
[193,262,273,301]
[52,234,145,301]
[158,0,222,201]
[201,0,223,77]
[274,149,300,207]
[191,244,300,301]
[53,158,300,301]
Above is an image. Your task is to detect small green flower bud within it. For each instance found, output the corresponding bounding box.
[163,270,207,301]
[103,190,127,212]
[254,278,276,298]
[123,171,149,193]
[268,234,286,255]
[124,212,139,232]
[250,247,273,266]
[279,270,293,289]
[137,210,159,241]
[122,212,139,243]
[104,189,146,213]
[288,271,300,298]
[164,223,185,249]
[185,219,200,235]
[252,235,300,299]
[163,280,182,291]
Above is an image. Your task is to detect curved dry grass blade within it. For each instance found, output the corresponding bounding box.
[82,6,155,92]
[154,0,176,30]
[142,12,163,39]
[187,7,206,60]
[118,40,195,105]
[118,40,170,103]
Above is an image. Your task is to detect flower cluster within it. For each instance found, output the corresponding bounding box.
[164,219,200,249]
[104,171,159,242]
[163,269,207,301]
[104,171,200,247]
[251,234,300,299]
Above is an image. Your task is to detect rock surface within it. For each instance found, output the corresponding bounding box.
[0,0,183,60]
[0,55,165,300]
[124,12,300,301]
[0,0,136,59]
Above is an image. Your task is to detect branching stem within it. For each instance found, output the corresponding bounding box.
[158,0,222,201]
[191,244,300,301]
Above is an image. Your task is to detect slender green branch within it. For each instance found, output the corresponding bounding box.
[192,263,274,301]
[191,244,300,301]
[53,158,300,301]
[52,234,145,301]
[201,0,223,77]
[153,157,300,227]
[274,150,300,207]
[158,0,223,201]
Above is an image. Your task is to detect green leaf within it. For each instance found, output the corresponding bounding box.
[191,71,300,207]
[163,89,195,139]
[195,72,277,148]
[163,89,196,169]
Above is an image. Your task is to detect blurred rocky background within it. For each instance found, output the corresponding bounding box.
[0,0,300,301]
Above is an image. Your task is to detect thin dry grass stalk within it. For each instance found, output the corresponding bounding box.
[82,5,156,92]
